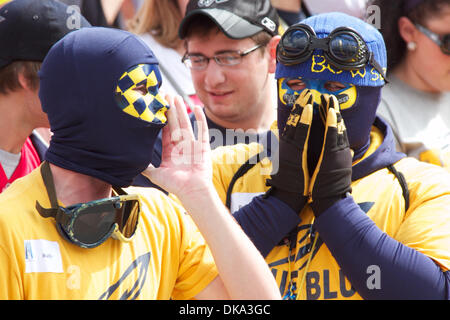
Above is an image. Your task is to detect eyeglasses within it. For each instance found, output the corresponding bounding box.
[277,24,388,81]
[415,24,450,55]
[182,44,263,70]
[36,162,141,249]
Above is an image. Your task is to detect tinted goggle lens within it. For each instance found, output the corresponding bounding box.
[279,25,368,68]
[66,196,140,247]
[281,29,310,54]
[329,33,360,62]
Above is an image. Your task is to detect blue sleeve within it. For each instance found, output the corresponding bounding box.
[232,195,301,257]
[314,196,450,300]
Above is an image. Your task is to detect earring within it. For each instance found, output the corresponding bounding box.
[407,42,417,51]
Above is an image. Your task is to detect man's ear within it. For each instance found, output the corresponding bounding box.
[17,71,36,92]
[17,72,30,91]
[267,35,280,74]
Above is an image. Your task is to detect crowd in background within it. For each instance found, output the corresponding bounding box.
[0,0,449,301]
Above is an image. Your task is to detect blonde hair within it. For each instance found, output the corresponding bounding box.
[128,0,183,50]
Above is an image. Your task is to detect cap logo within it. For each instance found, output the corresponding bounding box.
[261,17,276,32]
[198,0,229,7]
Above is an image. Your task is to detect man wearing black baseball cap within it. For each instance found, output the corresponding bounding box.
[151,0,281,168]
[179,0,279,39]
[0,0,90,193]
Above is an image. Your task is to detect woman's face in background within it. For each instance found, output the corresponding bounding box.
[406,6,450,92]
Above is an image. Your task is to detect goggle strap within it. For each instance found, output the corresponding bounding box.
[36,161,61,219]
[369,54,389,84]
[35,201,58,219]
[40,161,59,208]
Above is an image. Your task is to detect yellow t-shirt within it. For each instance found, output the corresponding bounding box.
[0,167,218,300]
[212,127,450,300]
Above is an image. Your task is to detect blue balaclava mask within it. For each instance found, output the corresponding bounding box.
[39,27,169,187]
[276,13,387,162]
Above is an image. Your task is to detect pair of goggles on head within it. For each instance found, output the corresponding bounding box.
[36,162,140,249]
[415,24,450,55]
[277,24,388,82]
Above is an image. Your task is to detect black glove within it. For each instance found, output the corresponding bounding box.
[309,94,353,216]
[266,90,314,212]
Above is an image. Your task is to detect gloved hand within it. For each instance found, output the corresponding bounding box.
[309,94,353,217]
[266,90,314,212]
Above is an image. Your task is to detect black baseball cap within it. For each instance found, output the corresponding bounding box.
[179,0,279,39]
[0,0,91,69]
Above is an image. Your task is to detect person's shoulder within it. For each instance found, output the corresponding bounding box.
[394,157,450,197]
[0,168,45,235]
[395,157,450,178]
[125,185,173,205]
[125,186,199,244]
[0,168,43,210]
[124,186,186,220]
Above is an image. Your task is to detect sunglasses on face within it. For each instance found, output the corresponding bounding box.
[415,24,450,55]
[277,24,388,81]
[36,162,140,249]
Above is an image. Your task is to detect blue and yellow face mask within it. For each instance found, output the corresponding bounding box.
[115,64,169,125]
[40,27,170,187]
[277,77,358,131]
[278,77,357,111]
[276,76,382,161]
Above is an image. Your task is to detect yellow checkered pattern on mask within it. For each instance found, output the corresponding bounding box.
[115,64,168,124]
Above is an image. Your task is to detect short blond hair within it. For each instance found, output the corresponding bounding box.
[128,0,183,50]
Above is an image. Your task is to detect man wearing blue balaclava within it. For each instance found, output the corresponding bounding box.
[0,27,281,300]
[210,12,450,299]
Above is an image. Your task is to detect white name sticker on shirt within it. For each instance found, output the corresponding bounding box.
[24,240,63,273]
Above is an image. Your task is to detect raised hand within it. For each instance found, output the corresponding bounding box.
[266,90,314,212]
[309,94,353,216]
[143,95,211,198]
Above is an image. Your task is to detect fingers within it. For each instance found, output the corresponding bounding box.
[165,94,195,143]
[193,105,210,147]
[319,94,328,125]
[174,95,195,141]
[295,89,313,108]
[290,103,313,146]
[165,94,181,142]
[284,90,313,139]
[321,94,349,150]
[160,121,171,149]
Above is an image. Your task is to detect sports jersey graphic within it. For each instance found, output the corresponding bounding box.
[99,252,150,300]
[268,202,373,299]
